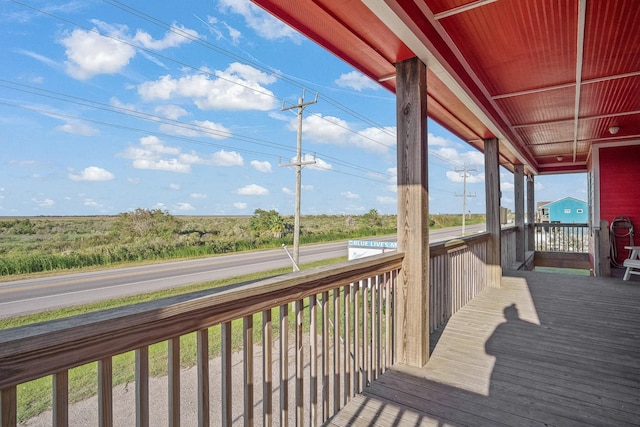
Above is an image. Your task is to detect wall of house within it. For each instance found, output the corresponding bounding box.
[547,198,588,223]
[599,144,640,265]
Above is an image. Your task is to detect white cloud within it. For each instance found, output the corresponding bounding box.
[133,24,199,50]
[377,196,396,205]
[17,49,59,69]
[501,182,515,192]
[210,150,244,166]
[155,105,188,120]
[297,114,349,143]
[56,122,100,136]
[121,136,242,172]
[342,191,360,199]
[83,199,99,207]
[60,25,136,80]
[169,183,180,190]
[428,132,454,147]
[193,120,231,139]
[335,71,379,91]
[68,166,115,181]
[236,184,269,195]
[250,160,272,173]
[350,126,396,153]
[297,114,396,154]
[218,0,301,42]
[191,193,207,199]
[174,202,196,211]
[60,21,198,80]
[433,147,484,167]
[224,23,242,44]
[446,170,485,184]
[282,187,293,195]
[32,197,55,207]
[233,202,248,209]
[138,63,277,111]
[302,185,314,191]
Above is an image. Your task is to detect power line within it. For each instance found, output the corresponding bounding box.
[11,0,400,166]
[0,80,395,181]
[99,0,398,145]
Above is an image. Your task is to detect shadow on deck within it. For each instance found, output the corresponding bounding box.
[329,271,640,426]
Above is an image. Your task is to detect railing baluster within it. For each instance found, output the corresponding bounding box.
[98,357,113,427]
[321,291,329,421]
[1,386,17,427]
[222,322,232,426]
[363,278,369,388]
[377,274,383,377]
[279,304,288,427]
[309,296,317,427]
[332,288,341,414]
[197,329,209,427]
[343,284,350,405]
[53,370,68,426]
[353,281,361,395]
[263,310,273,427]
[295,300,303,427]
[244,315,254,427]
[373,275,379,380]
[168,338,180,427]
[135,346,149,427]
[385,272,392,370]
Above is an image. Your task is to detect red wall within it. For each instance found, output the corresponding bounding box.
[599,145,640,264]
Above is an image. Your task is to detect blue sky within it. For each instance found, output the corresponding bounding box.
[0,0,586,216]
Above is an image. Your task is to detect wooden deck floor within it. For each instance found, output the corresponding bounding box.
[328,271,640,426]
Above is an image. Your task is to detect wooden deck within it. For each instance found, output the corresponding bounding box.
[328,271,640,426]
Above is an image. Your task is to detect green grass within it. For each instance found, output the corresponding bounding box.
[6,256,346,423]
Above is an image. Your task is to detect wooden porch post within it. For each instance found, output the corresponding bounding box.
[395,57,430,367]
[527,175,535,252]
[484,138,502,287]
[514,164,525,263]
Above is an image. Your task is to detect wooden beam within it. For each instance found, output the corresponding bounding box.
[395,57,429,367]
[514,165,525,263]
[484,138,502,287]
[527,175,535,252]
[0,387,16,427]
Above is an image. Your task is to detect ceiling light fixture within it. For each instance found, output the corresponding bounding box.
[609,126,620,135]
[557,156,563,162]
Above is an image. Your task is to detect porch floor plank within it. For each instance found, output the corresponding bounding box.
[329,271,640,426]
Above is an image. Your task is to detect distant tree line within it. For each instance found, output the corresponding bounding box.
[0,208,399,276]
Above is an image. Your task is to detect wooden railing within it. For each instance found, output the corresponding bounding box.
[429,232,490,332]
[500,226,518,268]
[0,253,403,427]
[534,223,589,253]
[1,232,497,426]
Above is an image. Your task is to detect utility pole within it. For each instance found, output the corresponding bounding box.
[454,165,477,236]
[280,90,317,270]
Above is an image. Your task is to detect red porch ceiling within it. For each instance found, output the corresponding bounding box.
[252,0,640,175]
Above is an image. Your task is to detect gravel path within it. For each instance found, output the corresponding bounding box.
[22,333,341,426]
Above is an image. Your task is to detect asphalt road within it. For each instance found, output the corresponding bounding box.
[0,224,485,318]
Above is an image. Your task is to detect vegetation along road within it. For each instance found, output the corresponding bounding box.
[0,224,485,318]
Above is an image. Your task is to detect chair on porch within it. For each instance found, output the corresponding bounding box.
[623,246,640,280]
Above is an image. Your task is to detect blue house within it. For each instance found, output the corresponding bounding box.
[538,197,588,223]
